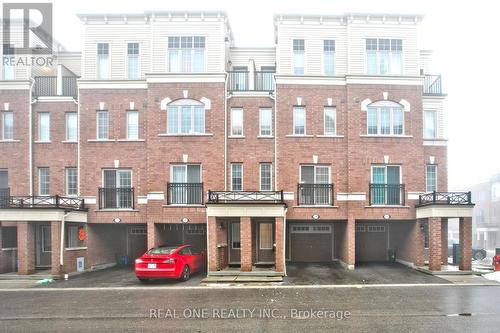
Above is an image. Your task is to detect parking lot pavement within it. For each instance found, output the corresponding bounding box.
[284,262,450,285]
[36,265,205,288]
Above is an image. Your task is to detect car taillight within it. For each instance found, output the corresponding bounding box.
[163,258,175,264]
[135,259,143,264]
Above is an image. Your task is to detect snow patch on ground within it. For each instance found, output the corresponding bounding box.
[483,271,500,282]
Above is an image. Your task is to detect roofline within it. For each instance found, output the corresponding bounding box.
[273,13,424,20]
[77,11,228,20]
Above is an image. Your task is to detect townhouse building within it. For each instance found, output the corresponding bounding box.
[471,174,500,251]
[0,12,475,278]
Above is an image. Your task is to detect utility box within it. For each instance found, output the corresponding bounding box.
[388,249,396,262]
[452,243,461,265]
[496,248,500,256]
[77,257,85,272]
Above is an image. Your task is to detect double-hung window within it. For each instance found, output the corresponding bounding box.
[167,101,205,135]
[2,44,15,80]
[127,111,139,140]
[66,167,78,196]
[38,167,50,196]
[426,165,437,192]
[168,36,205,72]
[170,165,202,204]
[260,163,272,191]
[38,113,50,142]
[65,112,77,142]
[293,39,305,75]
[366,39,402,75]
[293,107,306,135]
[231,163,243,191]
[324,107,336,135]
[299,165,331,205]
[323,40,335,75]
[230,108,243,136]
[2,111,13,140]
[97,43,109,79]
[367,102,404,136]
[102,169,132,209]
[424,110,437,138]
[259,108,272,136]
[96,110,109,139]
[127,43,139,79]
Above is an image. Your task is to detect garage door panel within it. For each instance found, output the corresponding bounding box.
[290,224,333,262]
[355,224,388,262]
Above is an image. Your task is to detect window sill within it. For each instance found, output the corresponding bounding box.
[87,139,116,142]
[285,134,314,138]
[293,205,338,208]
[316,134,344,138]
[34,140,51,143]
[94,209,139,212]
[1,248,17,251]
[162,204,205,208]
[0,139,20,143]
[117,139,145,142]
[158,133,213,137]
[228,135,245,139]
[365,205,411,208]
[257,135,274,139]
[360,134,413,138]
[423,137,447,141]
[65,247,88,251]
[62,140,77,144]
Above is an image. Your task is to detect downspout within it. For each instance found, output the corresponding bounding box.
[283,208,287,276]
[224,73,228,191]
[60,212,70,267]
[272,74,278,190]
[29,78,35,196]
[76,83,80,196]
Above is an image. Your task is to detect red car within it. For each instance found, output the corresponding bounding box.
[135,244,206,282]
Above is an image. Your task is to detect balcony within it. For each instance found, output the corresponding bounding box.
[98,187,134,209]
[0,188,86,211]
[417,191,472,207]
[227,70,275,92]
[167,183,204,205]
[423,74,444,96]
[297,184,334,206]
[369,184,406,206]
[33,76,78,98]
[207,191,284,204]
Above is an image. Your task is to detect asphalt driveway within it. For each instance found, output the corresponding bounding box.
[284,261,449,285]
[36,265,205,288]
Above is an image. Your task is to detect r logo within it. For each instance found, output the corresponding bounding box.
[2,3,53,54]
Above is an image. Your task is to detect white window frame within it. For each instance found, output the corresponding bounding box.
[366,101,404,136]
[323,106,336,135]
[38,167,50,196]
[259,223,273,250]
[2,44,15,80]
[166,36,206,73]
[370,165,402,184]
[299,165,331,184]
[293,106,306,135]
[102,169,133,188]
[167,99,205,135]
[126,42,140,80]
[365,38,403,75]
[425,164,437,192]
[2,111,14,140]
[65,112,77,142]
[424,110,437,139]
[323,39,336,76]
[66,225,80,248]
[169,164,202,183]
[66,167,78,196]
[96,110,109,140]
[96,42,110,80]
[292,39,305,75]
[38,113,50,142]
[230,108,244,136]
[231,163,243,191]
[259,108,273,136]
[259,163,273,191]
[231,223,241,249]
[126,110,139,140]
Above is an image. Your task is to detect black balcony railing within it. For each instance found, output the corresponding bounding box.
[228,71,249,91]
[297,184,334,206]
[417,191,473,207]
[98,187,134,209]
[369,184,405,206]
[0,189,85,211]
[254,71,274,91]
[33,76,78,98]
[207,190,284,204]
[423,74,444,96]
[167,183,203,205]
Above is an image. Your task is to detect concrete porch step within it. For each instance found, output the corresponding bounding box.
[202,275,283,283]
[208,271,283,277]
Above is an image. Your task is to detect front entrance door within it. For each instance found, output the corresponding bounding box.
[257,222,274,264]
[36,224,51,268]
[228,222,241,264]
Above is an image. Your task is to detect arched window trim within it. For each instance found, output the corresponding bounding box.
[168,98,204,106]
[366,100,405,136]
[166,99,205,135]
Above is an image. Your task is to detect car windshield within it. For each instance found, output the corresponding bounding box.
[148,247,178,255]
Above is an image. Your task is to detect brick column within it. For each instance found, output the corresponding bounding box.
[275,217,284,273]
[17,222,35,275]
[413,220,425,267]
[147,222,158,250]
[346,218,355,269]
[441,218,448,265]
[207,216,218,272]
[240,217,252,272]
[428,217,442,271]
[459,217,472,271]
[51,221,62,276]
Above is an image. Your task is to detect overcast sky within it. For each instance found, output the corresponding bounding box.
[9,0,499,189]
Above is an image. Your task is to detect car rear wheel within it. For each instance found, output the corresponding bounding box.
[473,251,486,260]
[138,278,149,283]
[180,265,190,281]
